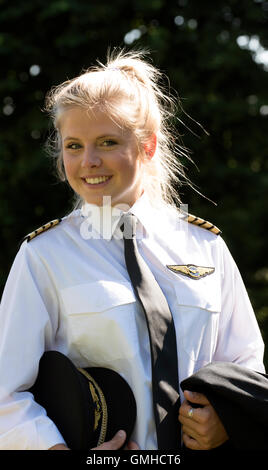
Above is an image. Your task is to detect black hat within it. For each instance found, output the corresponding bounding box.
[28,351,137,450]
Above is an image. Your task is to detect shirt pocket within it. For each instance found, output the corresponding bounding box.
[60,280,139,363]
[173,276,221,364]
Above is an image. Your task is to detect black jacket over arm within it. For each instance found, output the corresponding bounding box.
[180,362,268,451]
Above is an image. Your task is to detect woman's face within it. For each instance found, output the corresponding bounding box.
[59,106,146,207]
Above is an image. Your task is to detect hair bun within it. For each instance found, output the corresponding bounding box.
[106,51,159,89]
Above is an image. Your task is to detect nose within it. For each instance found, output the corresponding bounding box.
[81,146,102,168]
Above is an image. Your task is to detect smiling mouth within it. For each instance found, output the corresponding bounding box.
[83,175,112,185]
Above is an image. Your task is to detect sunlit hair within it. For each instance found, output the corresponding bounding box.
[44,48,194,208]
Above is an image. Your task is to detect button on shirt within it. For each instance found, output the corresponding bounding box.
[0,193,265,449]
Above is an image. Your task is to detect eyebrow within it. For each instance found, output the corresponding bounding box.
[63,136,80,142]
[63,134,120,142]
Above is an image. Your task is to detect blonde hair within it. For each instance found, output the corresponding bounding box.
[45,48,192,208]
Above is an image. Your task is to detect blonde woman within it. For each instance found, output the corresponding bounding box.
[0,49,264,451]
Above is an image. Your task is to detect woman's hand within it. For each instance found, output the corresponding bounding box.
[178,390,229,450]
[49,430,139,450]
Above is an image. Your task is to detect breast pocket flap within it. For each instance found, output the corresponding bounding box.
[60,280,136,315]
[174,277,221,313]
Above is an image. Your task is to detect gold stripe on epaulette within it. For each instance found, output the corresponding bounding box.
[184,213,221,235]
[23,218,62,242]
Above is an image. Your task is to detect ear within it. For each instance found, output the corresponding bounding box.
[143,134,157,160]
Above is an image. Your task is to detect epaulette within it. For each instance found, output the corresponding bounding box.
[183,212,221,235]
[23,218,62,243]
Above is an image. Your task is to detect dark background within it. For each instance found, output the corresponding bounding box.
[0,0,267,367]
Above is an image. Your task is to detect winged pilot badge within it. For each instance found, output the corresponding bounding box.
[166,264,215,280]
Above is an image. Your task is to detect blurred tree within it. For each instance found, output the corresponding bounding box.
[0,0,267,365]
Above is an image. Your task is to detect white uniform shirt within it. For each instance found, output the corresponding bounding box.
[0,193,265,449]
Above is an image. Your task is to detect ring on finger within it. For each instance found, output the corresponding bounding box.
[187,408,194,418]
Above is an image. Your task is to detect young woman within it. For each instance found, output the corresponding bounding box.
[0,50,264,451]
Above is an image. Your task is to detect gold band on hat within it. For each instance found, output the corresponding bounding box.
[78,368,108,447]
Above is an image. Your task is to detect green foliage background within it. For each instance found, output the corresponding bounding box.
[0,0,267,367]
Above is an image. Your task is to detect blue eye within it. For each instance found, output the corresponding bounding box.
[66,143,81,150]
[102,140,117,147]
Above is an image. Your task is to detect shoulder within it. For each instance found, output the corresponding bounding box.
[22,218,62,243]
[182,212,221,236]
[163,204,221,237]
[22,210,82,244]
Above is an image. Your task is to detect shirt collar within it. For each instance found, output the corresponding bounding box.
[129,192,157,238]
[80,192,161,241]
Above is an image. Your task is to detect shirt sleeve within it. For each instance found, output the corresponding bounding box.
[0,241,67,449]
[213,237,265,373]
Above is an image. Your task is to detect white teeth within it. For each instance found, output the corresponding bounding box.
[85,176,110,184]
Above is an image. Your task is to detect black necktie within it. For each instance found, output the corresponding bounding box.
[121,213,181,449]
